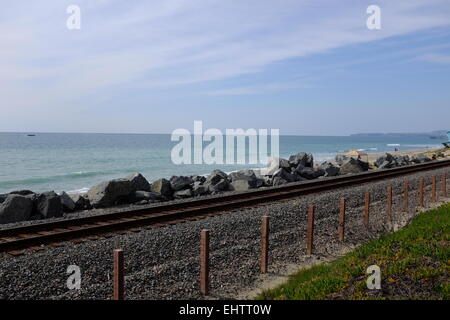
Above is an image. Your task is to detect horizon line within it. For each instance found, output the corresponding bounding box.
[0,130,445,137]
[0,131,350,137]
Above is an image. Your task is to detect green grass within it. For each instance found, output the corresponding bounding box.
[257,204,450,300]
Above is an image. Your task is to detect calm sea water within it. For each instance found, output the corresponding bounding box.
[0,133,443,194]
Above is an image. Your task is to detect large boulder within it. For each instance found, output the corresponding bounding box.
[260,158,281,175]
[192,181,209,196]
[70,194,92,211]
[150,178,173,198]
[335,155,350,166]
[261,157,293,176]
[60,191,76,212]
[87,179,133,208]
[253,169,272,185]
[273,168,298,183]
[378,160,395,169]
[206,178,229,193]
[206,170,228,185]
[0,194,7,204]
[230,180,255,191]
[261,175,272,187]
[413,154,432,164]
[295,166,325,180]
[272,176,288,186]
[410,155,420,164]
[269,157,291,170]
[319,162,340,177]
[339,158,369,174]
[129,191,164,203]
[191,175,207,184]
[279,158,291,169]
[173,189,193,199]
[230,170,265,191]
[125,173,151,192]
[374,153,411,169]
[394,155,410,167]
[375,153,394,168]
[36,191,63,218]
[229,170,259,189]
[169,176,193,191]
[230,169,256,181]
[289,152,314,168]
[255,178,265,188]
[0,194,33,224]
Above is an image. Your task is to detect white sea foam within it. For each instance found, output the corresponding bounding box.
[67,187,89,195]
[356,147,378,152]
[387,144,400,147]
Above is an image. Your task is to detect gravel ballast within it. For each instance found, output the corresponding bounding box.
[0,167,449,300]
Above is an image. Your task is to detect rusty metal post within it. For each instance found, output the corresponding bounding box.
[403,182,409,212]
[113,249,124,300]
[306,205,315,255]
[442,174,447,198]
[387,186,393,217]
[338,198,346,241]
[364,192,370,226]
[200,229,210,295]
[431,176,437,202]
[419,177,424,207]
[260,216,269,273]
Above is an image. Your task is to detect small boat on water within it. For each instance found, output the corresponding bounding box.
[27,134,36,137]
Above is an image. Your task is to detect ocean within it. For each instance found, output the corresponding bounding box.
[0,132,443,194]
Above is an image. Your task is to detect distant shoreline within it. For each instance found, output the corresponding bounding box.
[350,130,447,138]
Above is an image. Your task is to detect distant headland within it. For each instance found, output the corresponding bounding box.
[351,130,447,139]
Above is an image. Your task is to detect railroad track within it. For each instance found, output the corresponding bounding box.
[1,159,449,254]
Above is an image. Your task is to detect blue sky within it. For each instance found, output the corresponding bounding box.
[1,0,450,135]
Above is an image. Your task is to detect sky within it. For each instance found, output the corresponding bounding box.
[1,0,450,136]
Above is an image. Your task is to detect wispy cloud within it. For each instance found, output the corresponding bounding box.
[204,82,314,96]
[418,53,450,64]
